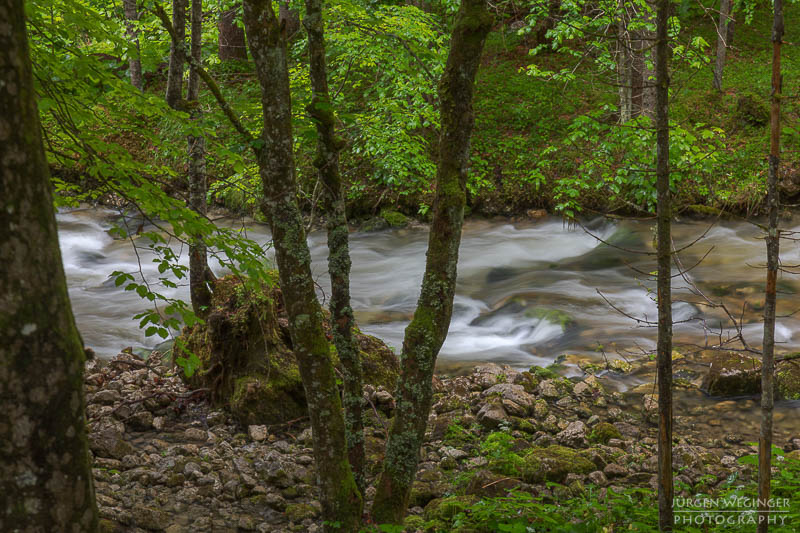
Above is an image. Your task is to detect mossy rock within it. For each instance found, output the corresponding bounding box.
[380,208,409,228]
[776,360,800,400]
[686,204,728,218]
[180,276,399,424]
[700,351,760,397]
[424,495,478,522]
[589,422,622,444]
[524,307,575,329]
[520,445,595,483]
[403,515,426,531]
[285,503,319,522]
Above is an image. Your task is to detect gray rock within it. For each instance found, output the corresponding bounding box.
[248,425,268,442]
[184,428,207,442]
[477,401,508,429]
[89,423,134,460]
[128,410,154,431]
[483,383,535,412]
[556,421,587,448]
[538,380,560,399]
[93,389,121,405]
[603,463,628,478]
[588,470,608,486]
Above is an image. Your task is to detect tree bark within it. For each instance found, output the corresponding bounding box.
[371,0,493,524]
[303,0,365,495]
[616,0,633,123]
[123,0,143,90]
[712,0,733,91]
[640,0,656,118]
[758,2,782,531]
[0,0,99,530]
[241,1,362,531]
[166,0,186,108]
[187,0,213,317]
[280,1,301,40]
[218,8,248,61]
[654,0,673,529]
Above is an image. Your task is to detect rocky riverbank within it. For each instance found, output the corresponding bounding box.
[86,350,800,532]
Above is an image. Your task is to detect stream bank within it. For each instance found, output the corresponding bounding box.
[87,351,797,532]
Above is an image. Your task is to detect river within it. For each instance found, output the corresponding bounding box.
[59,207,800,442]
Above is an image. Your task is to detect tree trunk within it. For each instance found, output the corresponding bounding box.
[758,2,782,531]
[123,0,143,90]
[616,0,633,123]
[166,0,186,108]
[371,0,493,524]
[241,2,362,531]
[218,8,248,60]
[187,0,213,317]
[303,0,366,495]
[0,0,99,530]
[654,0,673,529]
[615,0,633,124]
[280,1,301,40]
[712,0,733,91]
[640,0,657,118]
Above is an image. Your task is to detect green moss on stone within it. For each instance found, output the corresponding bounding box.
[285,503,319,522]
[380,208,409,228]
[520,445,595,483]
[589,422,622,444]
[424,495,479,522]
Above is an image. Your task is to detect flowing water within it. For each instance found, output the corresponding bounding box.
[58,207,800,441]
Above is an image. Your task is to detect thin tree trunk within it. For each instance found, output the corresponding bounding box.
[371,0,493,524]
[241,2,362,531]
[758,2,782,531]
[187,0,213,317]
[641,0,657,118]
[123,0,143,90]
[218,8,248,60]
[616,1,633,123]
[0,0,98,529]
[712,0,733,91]
[654,0,673,529]
[166,0,186,108]
[304,0,365,495]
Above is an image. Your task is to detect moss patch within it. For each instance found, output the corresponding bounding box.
[520,445,595,483]
[379,208,409,227]
[589,422,622,444]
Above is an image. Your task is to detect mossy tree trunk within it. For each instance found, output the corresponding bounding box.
[187,0,214,318]
[0,0,98,529]
[654,0,673,529]
[371,0,493,524]
[304,0,366,495]
[218,7,248,60]
[758,2,782,531]
[241,1,362,531]
[166,0,186,108]
[122,0,143,90]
